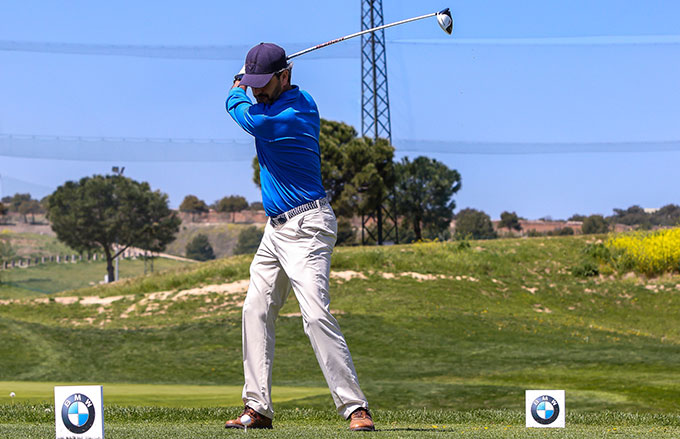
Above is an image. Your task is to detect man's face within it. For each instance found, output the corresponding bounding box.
[252,70,289,105]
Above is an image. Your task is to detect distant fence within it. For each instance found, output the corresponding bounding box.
[0,248,159,271]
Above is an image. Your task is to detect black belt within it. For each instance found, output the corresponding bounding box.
[270,197,329,228]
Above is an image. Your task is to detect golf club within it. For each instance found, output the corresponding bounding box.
[286,8,453,60]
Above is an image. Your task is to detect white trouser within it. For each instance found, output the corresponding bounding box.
[241,202,368,419]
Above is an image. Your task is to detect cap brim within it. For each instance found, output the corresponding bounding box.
[240,72,275,88]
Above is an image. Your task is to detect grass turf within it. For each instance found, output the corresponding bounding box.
[1,405,679,438]
[0,257,193,299]
[0,235,679,437]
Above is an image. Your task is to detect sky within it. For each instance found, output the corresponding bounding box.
[1,0,679,220]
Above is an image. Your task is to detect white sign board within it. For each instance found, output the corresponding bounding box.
[54,386,104,439]
[525,390,565,428]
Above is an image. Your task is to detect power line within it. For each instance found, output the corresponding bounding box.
[2,35,679,60]
[2,133,680,162]
[0,133,254,162]
[394,139,680,155]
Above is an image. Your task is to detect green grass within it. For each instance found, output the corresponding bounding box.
[0,257,193,299]
[1,405,679,438]
[0,235,679,437]
[0,381,328,407]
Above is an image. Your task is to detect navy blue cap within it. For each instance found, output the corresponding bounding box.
[240,43,289,88]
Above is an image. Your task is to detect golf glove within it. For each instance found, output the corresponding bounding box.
[234,65,246,82]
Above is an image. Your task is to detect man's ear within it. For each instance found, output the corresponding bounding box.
[282,69,291,87]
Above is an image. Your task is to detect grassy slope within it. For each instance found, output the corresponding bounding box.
[165,222,262,258]
[0,236,679,418]
[0,231,76,259]
[0,258,193,299]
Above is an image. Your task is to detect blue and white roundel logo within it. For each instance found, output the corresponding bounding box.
[61,393,96,434]
[531,395,560,425]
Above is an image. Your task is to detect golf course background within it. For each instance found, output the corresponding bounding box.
[1,235,679,437]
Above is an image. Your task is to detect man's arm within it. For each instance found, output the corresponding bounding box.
[227,83,278,141]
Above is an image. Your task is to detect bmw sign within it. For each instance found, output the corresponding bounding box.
[55,386,105,439]
[525,390,565,428]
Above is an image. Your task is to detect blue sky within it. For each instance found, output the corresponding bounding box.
[1,0,679,219]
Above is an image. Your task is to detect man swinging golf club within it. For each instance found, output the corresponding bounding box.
[224,42,374,431]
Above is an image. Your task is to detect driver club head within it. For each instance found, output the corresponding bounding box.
[436,8,453,35]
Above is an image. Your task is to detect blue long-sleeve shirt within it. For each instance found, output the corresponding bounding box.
[226,85,326,217]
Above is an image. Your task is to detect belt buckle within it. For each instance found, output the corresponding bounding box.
[273,214,287,227]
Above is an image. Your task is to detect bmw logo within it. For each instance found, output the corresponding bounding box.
[61,393,96,434]
[531,395,560,425]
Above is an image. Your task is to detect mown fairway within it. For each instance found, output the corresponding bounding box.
[1,235,679,437]
[2,405,679,438]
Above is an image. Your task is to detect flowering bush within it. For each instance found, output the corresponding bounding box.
[606,228,680,276]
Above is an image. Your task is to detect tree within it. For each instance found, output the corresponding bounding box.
[651,204,680,226]
[185,234,215,261]
[568,214,586,222]
[581,214,609,234]
[47,175,181,282]
[18,199,43,223]
[248,201,264,211]
[215,195,249,222]
[179,195,208,215]
[454,208,497,240]
[499,211,522,233]
[2,193,31,212]
[394,156,461,241]
[0,202,7,224]
[608,205,650,227]
[234,226,264,255]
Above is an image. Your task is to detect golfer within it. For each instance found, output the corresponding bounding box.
[223,43,374,432]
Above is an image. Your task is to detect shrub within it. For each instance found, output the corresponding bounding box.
[234,226,264,255]
[185,234,215,261]
[606,228,680,276]
[571,260,600,277]
[582,215,609,234]
[454,208,497,240]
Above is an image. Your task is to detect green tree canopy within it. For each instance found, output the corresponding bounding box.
[252,119,395,218]
[47,175,181,282]
[608,205,650,227]
[454,208,497,240]
[248,201,264,211]
[179,195,208,213]
[394,156,461,241]
[582,214,609,234]
[652,204,680,226]
[568,214,587,222]
[1,193,32,212]
[499,211,522,232]
[18,199,43,223]
[215,195,248,213]
[185,234,215,261]
[234,226,264,255]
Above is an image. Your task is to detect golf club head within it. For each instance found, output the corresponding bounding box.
[436,8,453,35]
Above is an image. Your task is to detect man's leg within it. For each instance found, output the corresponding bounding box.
[241,225,291,419]
[275,205,369,419]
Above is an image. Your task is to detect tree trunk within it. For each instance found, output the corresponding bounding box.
[104,247,115,283]
[413,216,422,241]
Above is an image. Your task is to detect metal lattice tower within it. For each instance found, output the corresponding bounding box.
[361,0,391,142]
[360,0,398,245]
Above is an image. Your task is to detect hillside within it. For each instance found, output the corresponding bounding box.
[1,236,679,414]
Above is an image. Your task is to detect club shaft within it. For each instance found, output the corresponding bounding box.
[287,11,437,60]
